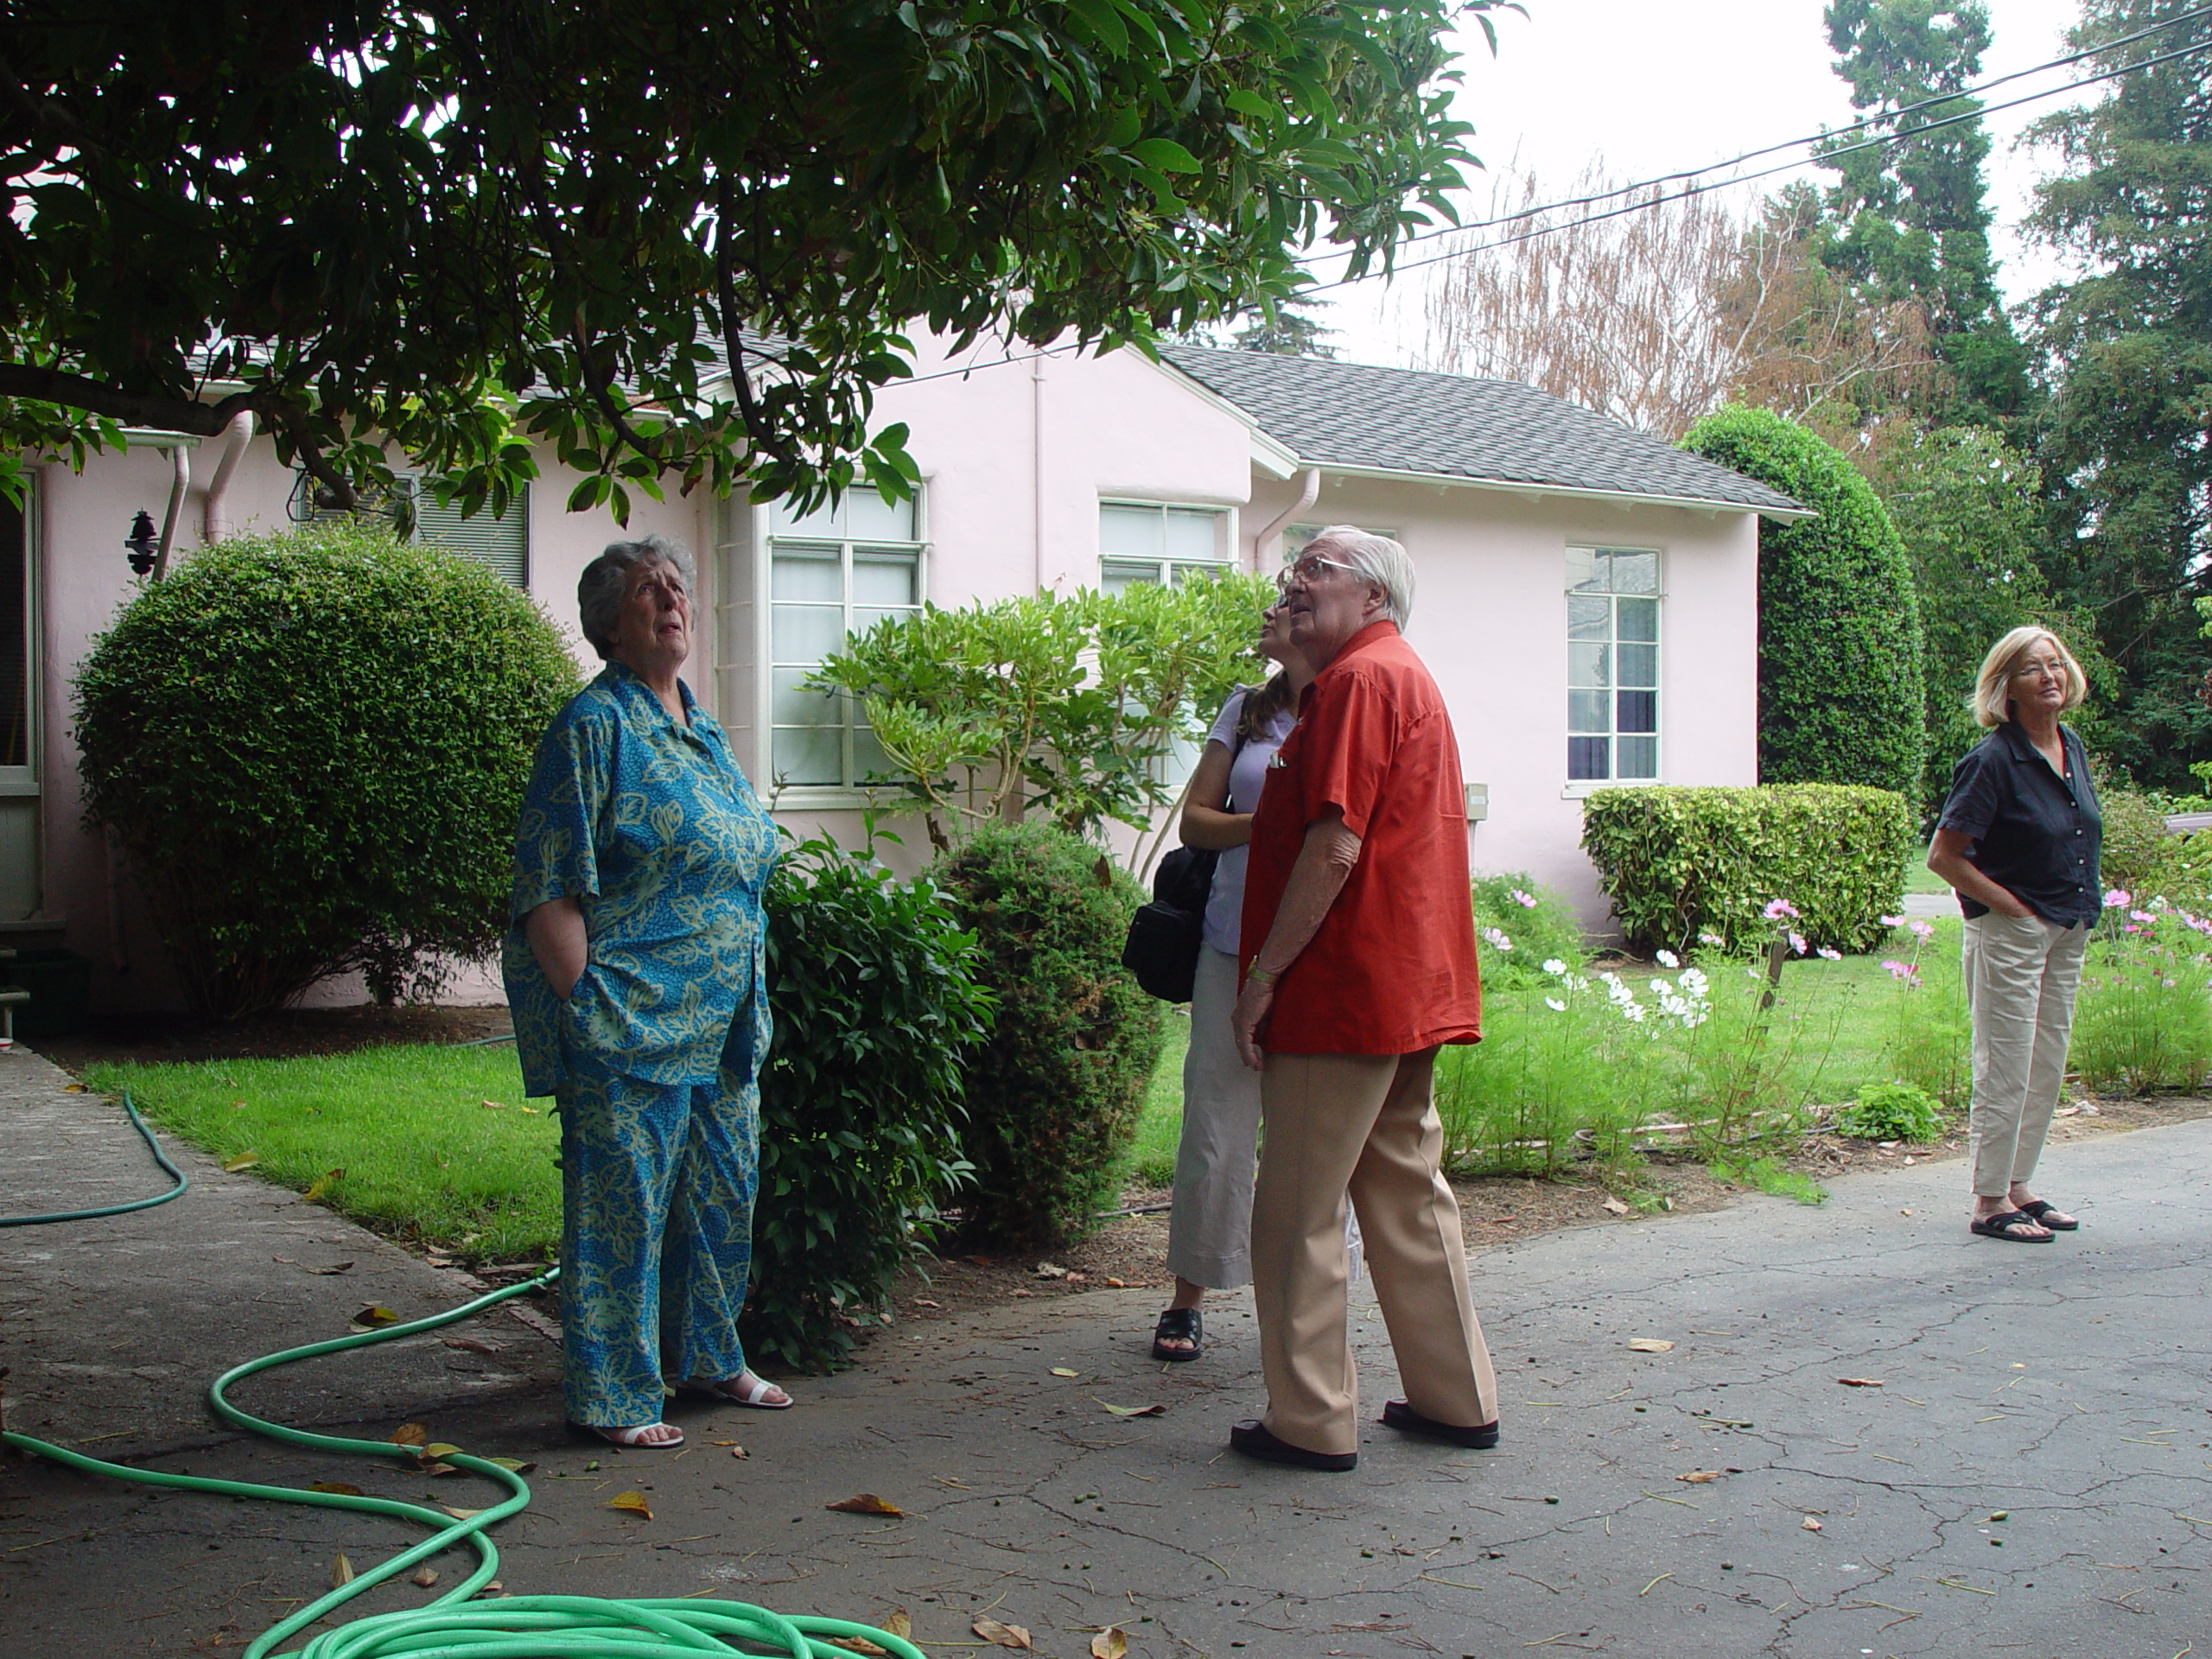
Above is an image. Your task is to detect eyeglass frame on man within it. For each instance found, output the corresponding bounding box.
[1275,552,1365,593]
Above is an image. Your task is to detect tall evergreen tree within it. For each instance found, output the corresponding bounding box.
[1814,0,2030,423]
[2025,0,2212,790]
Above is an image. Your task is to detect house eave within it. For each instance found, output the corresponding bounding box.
[1306,460,1817,524]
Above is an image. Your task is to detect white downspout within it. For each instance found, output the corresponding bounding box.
[201,411,256,544]
[150,443,190,582]
[1032,352,1048,594]
[1252,467,1320,573]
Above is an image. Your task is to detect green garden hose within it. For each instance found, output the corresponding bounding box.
[0,1089,187,1227]
[3,1206,922,1657]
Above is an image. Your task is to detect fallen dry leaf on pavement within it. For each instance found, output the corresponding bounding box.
[1050,1367,1080,1378]
[1837,1378,1885,1388]
[1600,1197,1631,1216]
[388,1422,429,1446]
[222,1153,261,1172]
[1091,1627,1129,1658]
[607,1491,652,1519]
[830,1639,889,1656]
[63,1082,86,1093]
[1104,1277,1128,1288]
[486,1457,535,1473]
[1628,1338,1675,1353]
[444,1337,496,1354]
[440,1506,487,1520]
[826,1494,903,1516]
[353,1307,404,1332]
[1100,1402,1166,1418]
[306,1481,364,1496]
[410,1567,439,1587]
[423,1443,462,1458]
[1675,1471,1726,1484]
[912,1299,941,1307]
[330,1554,355,1587]
[306,1261,355,1275]
[973,1617,1033,1649]
[1801,1516,1823,1531]
[885,1610,912,1638]
[302,1169,345,1203]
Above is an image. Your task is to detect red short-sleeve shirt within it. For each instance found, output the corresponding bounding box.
[1238,620,1482,1054]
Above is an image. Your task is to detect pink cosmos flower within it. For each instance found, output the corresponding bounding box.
[1816,946,1842,961]
[2103,888,2131,908]
[1764,899,1801,920]
[1908,919,1935,942]
[1878,913,1906,928]
[1510,888,1539,910]
[1789,931,1808,957]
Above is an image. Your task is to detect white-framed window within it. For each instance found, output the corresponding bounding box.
[1567,545,1660,784]
[1098,501,1231,591]
[289,471,529,586]
[1280,522,1400,574]
[767,491,925,790]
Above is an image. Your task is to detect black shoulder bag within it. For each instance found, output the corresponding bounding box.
[1121,716,1250,1003]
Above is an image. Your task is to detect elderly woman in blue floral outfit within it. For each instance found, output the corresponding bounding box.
[504,534,788,1449]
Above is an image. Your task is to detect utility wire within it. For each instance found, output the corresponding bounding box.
[1302,31,2212,296]
[1370,1,2212,254]
[877,16,2212,387]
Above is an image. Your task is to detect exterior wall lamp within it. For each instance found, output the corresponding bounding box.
[124,510,160,577]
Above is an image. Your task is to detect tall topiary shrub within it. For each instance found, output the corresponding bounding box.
[73,524,580,1020]
[1681,405,1927,801]
[932,821,1166,1250]
[745,836,994,1372]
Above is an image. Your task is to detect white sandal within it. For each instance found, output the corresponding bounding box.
[574,1420,684,1448]
[685,1370,793,1409]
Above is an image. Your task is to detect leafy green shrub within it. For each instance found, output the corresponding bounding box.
[1581,785,1914,956]
[73,524,579,1021]
[743,836,994,1372]
[1834,1081,1947,1142]
[1471,872,1587,991]
[933,822,1166,1249]
[2095,789,2211,910]
[1681,406,1926,800]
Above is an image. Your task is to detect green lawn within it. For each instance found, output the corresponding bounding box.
[84,1045,561,1262]
[89,920,1967,1255]
[1904,841,1949,894]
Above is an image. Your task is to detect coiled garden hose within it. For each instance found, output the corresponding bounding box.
[3,1150,922,1657]
[0,1089,187,1227]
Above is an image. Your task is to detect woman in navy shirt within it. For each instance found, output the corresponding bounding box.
[1927,626,2101,1244]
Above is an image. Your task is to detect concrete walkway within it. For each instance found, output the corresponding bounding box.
[3,1044,2207,1657]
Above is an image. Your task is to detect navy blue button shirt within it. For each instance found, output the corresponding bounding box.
[1936,721,2102,927]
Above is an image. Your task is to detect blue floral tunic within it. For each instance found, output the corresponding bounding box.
[503,661,779,1097]
[501,660,781,1427]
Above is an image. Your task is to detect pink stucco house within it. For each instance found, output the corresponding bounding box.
[1,336,1804,1013]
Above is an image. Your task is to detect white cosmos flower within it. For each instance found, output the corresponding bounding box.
[1545,997,1567,1012]
[1542,958,1568,976]
[1655,949,1681,969]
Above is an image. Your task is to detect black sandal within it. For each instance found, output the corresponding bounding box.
[2018,1199,2079,1231]
[1971,1209,2053,1243]
[1151,1306,1203,1362]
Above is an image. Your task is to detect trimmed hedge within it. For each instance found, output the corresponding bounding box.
[932,822,1165,1250]
[1680,406,1927,802]
[73,524,579,1020]
[744,837,993,1373]
[1581,785,1914,956]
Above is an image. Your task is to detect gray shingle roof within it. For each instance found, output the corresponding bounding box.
[1159,344,1806,518]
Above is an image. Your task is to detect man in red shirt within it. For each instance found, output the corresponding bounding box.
[1229,527,1499,1472]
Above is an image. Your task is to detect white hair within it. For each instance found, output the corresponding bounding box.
[576,534,695,658]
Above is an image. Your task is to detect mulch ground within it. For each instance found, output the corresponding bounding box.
[41,1004,2212,1345]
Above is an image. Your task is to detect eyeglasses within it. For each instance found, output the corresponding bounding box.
[2010,658,2068,682]
[1275,554,1363,592]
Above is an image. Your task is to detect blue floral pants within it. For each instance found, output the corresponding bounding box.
[556,1053,758,1427]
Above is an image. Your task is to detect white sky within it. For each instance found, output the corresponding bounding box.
[1314,0,2094,367]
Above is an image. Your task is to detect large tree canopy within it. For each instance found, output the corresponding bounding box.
[0,0,1494,517]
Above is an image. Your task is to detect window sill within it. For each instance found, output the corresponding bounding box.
[1560,781,1660,799]
[761,785,920,815]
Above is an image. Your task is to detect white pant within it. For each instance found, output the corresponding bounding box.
[1166,947,1261,1288]
[1962,911,2089,1198]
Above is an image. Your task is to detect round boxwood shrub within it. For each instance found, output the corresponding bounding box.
[745,836,994,1372]
[1681,406,1927,801]
[73,524,580,1021]
[932,822,1166,1250]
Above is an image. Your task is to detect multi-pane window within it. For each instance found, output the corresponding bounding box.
[1098,502,1230,591]
[768,492,924,789]
[1567,546,1660,783]
[289,471,529,585]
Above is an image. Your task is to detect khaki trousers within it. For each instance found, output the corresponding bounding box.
[1962,911,2090,1198]
[1251,1049,1497,1457]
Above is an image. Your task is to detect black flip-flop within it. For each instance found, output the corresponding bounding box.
[1971,1209,2053,1243]
[1151,1306,1202,1362]
[1228,1419,1356,1472]
[2018,1199,2079,1231]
